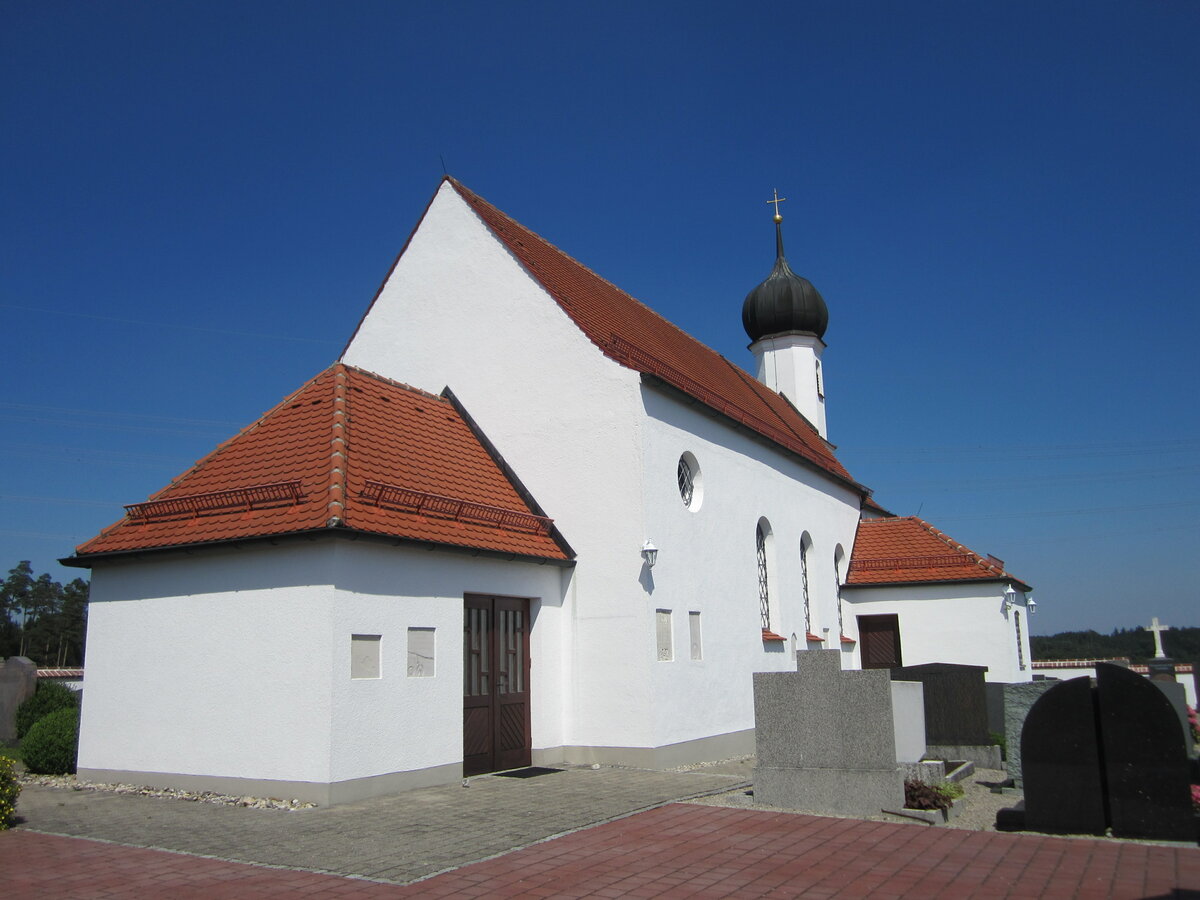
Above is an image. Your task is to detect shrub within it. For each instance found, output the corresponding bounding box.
[15,682,79,740]
[0,756,19,829]
[21,706,80,775]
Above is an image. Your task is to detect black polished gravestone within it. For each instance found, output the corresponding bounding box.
[1020,675,1108,836]
[1002,664,1196,842]
[889,663,990,746]
[1095,662,1195,841]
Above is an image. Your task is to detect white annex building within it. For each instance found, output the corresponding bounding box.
[65,178,1035,804]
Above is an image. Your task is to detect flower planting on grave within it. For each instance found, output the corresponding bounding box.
[21,705,79,775]
[903,779,962,811]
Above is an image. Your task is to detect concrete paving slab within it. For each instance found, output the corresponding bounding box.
[11,765,748,884]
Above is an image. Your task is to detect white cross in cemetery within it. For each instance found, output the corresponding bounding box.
[1145,616,1170,659]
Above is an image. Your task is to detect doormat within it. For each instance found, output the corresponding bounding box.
[492,767,564,779]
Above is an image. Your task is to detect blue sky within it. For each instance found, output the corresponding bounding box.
[2,1,1197,637]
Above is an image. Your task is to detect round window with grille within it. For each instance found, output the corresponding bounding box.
[677,452,702,511]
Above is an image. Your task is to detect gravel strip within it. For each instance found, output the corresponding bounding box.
[18,773,317,810]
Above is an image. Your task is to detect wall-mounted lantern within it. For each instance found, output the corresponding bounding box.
[1003,584,1017,611]
[641,540,658,568]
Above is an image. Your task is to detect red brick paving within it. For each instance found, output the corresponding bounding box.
[2,804,1197,898]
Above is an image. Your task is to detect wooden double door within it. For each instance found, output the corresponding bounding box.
[463,595,531,777]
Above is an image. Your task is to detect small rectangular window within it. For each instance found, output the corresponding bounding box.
[656,609,673,661]
[689,611,702,660]
[407,627,435,677]
[351,634,381,679]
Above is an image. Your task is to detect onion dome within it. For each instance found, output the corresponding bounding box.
[741,217,828,342]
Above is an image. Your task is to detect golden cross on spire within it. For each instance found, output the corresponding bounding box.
[766,189,787,223]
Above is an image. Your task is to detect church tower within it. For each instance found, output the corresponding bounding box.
[741,195,830,438]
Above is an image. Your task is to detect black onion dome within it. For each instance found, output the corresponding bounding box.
[741,223,828,342]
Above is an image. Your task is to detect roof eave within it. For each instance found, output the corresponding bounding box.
[843,575,1033,593]
[61,524,575,570]
[640,374,870,497]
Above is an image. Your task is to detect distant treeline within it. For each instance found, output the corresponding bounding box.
[1031,626,1200,664]
[0,561,89,667]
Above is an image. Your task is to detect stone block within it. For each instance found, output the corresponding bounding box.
[926,744,1002,770]
[1151,679,1196,759]
[756,765,904,818]
[1003,680,1057,788]
[753,649,903,817]
[0,657,37,741]
[890,681,925,763]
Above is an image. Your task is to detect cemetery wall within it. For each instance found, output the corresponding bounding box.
[1031,660,1196,707]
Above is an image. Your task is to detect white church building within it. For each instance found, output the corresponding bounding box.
[65,178,1034,804]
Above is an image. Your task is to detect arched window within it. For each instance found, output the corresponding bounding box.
[1014,609,1026,670]
[756,520,772,630]
[799,534,813,637]
[833,545,846,637]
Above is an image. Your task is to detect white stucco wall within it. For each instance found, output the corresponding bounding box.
[79,539,565,789]
[750,333,827,438]
[341,183,878,757]
[639,386,863,748]
[79,543,338,783]
[840,582,1034,683]
[342,184,661,751]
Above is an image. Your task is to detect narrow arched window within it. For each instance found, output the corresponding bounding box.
[1014,609,1026,670]
[833,546,846,637]
[756,523,770,630]
[800,534,812,637]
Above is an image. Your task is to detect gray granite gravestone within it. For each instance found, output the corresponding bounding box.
[0,656,37,741]
[754,649,903,817]
[1019,675,1108,835]
[1150,679,1196,760]
[1095,662,1194,842]
[1003,679,1058,788]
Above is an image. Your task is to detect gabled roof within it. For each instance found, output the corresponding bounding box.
[431,178,860,490]
[845,516,1031,591]
[67,364,572,565]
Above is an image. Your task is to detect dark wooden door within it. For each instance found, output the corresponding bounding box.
[858,614,903,669]
[463,595,531,776]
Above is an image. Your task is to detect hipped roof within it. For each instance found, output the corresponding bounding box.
[846,516,1031,592]
[67,364,572,565]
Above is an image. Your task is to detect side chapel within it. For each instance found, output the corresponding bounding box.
[65,178,1034,804]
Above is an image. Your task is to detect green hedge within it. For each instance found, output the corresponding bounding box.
[21,706,80,775]
[0,756,19,829]
[15,682,79,740]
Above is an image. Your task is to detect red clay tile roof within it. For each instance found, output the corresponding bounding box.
[438,178,860,489]
[845,516,1031,591]
[70,364,571,564]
